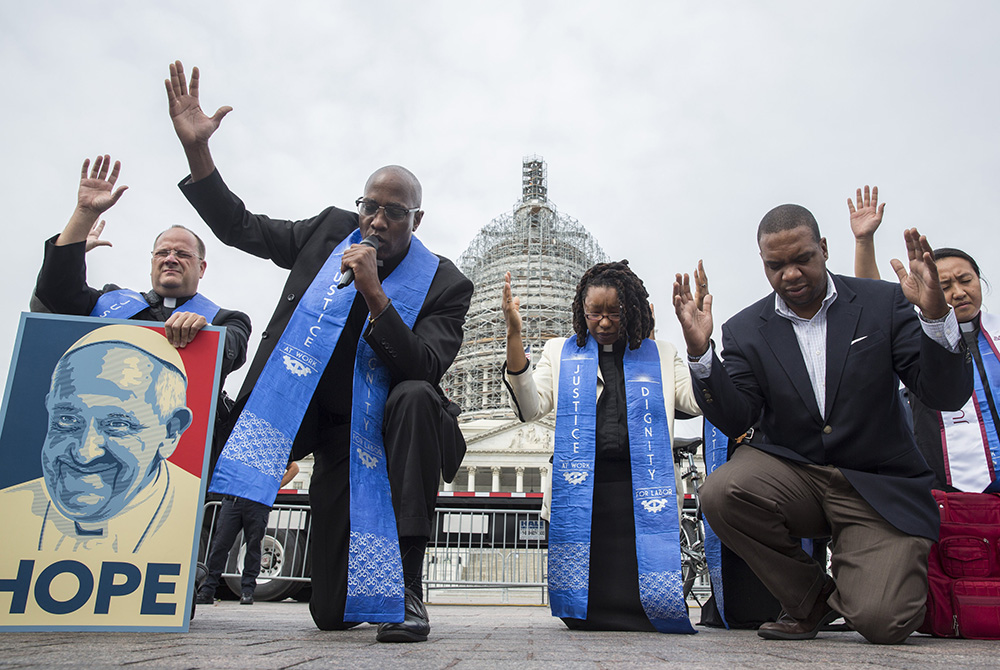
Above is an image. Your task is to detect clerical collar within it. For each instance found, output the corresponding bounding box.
[375,241,416,279]
[600,340,626,353]
[960,312,981,333]
[376,255,398,280]
[147,291,194,309]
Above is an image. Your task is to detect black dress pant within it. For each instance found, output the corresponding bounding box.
[201,496,271,596]
[308,380,465,630]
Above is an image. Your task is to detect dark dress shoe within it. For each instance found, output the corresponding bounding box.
[195,592,215,605]
[770,608,852,632]
[376,589,430,642]
[758,581,838,640]
[240,592,254,605]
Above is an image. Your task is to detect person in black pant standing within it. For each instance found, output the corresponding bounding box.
[198,461,299,604]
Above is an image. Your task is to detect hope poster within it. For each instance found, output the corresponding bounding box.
[0,313,223,632]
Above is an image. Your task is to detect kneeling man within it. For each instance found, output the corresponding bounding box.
[673,205,971,644]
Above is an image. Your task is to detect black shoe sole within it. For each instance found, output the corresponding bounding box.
[376,627,429,643]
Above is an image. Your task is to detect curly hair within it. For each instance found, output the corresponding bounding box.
[571,260,653,350]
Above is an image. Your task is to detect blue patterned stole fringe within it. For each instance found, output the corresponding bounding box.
[702,419,729,629]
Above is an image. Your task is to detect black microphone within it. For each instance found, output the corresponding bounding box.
[337,235,381,289]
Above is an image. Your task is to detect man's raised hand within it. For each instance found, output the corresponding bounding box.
[77,155,127,216]
[693,259,709,311]
[56,156,128,247]
[673,267,714,357]
[85,220,112,252]
[165,61,232,152]
[891,228,949,320]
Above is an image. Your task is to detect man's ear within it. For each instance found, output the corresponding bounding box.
[412,210,423,232]
[159,406,193,459]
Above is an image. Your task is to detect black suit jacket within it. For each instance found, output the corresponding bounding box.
[694,274,972,540]
[33,235,251,385]
[179,169,473,456]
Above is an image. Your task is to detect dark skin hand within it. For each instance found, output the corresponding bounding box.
[341,241,389,316]
[673,264,714,358]
[165,60,232,181]
[891,227,949,320]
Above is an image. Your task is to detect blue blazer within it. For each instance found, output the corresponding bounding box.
[694,274,972,540]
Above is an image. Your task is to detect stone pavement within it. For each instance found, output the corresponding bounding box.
[0,601,995,670]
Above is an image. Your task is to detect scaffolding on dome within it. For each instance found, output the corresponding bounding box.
[442,155,608,422]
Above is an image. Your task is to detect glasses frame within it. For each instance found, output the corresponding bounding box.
[583,311,623,323]
[150,248,202,261]
[355,198,420,223]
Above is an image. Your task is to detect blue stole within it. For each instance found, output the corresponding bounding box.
[550,336,694,633]
[549,338,598,621]
[974,318,1000,488]
[91,289,221,322]
[210,229,438,622]
[702,419,729,629]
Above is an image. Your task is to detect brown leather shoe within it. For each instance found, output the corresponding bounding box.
[758,581,838,640]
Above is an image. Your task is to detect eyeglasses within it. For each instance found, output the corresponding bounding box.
[151,248,201,261]
[356,198,419,223]
[584,312,622,323]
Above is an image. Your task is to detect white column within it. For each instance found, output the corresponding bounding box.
[466,466,477,492]
[515,466,525,493]
[443,479,454,492]
[491,466,502,492]
[540,466,549,499]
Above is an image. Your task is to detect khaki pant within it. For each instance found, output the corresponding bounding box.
[701,446,932,644]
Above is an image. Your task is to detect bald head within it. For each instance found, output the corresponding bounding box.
[365,165,422,208]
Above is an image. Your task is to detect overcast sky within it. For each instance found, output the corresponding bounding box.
[2,1,998,406]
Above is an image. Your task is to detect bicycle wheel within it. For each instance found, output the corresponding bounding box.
[679,516,701,599]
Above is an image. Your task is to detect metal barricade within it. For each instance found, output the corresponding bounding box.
[425,506,549,604]
[200,500,709,604]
